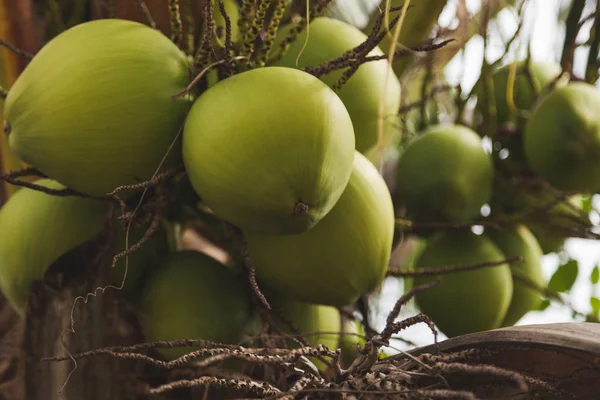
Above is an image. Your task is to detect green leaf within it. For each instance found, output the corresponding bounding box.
[580,195,593,214]
[591,266,599,285]
[548,259,579,293]
[536,299,551,311]
[590,297,600,315]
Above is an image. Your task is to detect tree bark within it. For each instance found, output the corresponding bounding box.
[22,226,140,400]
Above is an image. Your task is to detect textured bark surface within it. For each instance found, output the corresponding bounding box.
[394,322,600,399]
[20,225,140,400]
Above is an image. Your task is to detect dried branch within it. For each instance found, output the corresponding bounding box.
[388,256,524,278]
[146,376,281,396]
[0,39,34,59]
[135,0,157,29]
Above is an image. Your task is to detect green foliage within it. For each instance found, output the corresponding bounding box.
[591,265,599,285]
[548,260,579,293]
[536,299,551,312]
[590,297,600,316]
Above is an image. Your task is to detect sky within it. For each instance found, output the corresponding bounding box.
[334,0,600,351]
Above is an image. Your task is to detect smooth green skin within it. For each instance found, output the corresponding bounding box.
[487,225,545,327]
[366,0,448,77]
[274,298,341,371]
[524,83,600,193]
[396,124,494,222]
[527,194,583,254]
[183,66,355,235]
[246,151,395,306]
[485,61,561,126]
[140,251,254,360]
[0,180,108,316]
[275,17,401,154]
[414,231,513,338]
[4,19,191,197]
[530,227,566,255]
[339,319,365,369]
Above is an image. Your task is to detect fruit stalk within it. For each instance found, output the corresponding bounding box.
[194,0,215,68]
[585,1,600,83]
[243,0,272,65]
[560,0,585,72]
[257,0,287,67]
[168,0,183,47]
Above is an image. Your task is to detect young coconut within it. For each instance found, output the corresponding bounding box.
[274,17,401,154]
[182,66,355,235]
[395,124,494,223]
[0,180,108,316]
[413,230,513,338]
[339,318,366,369]
[524,82,600,193]
[487,225,545,327]
[272,298,341,372]
[3,19,191,197]
[139,251,254,360]
[480,60,561,127]
[245,151,394,307]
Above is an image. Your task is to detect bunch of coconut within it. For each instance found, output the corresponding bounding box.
[394,56,600,338]
[0,13,400,369]
[477,59,594,254]
[392,119,548,338]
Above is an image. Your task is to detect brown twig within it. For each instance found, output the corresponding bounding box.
[388,256,524,278]
[0,168,87,197]
[0,39,33,59]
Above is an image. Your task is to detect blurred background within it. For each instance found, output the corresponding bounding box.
[333,0,600,351]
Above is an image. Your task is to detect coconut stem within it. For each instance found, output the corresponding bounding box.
[216,0,235,78]
[134,0,157,29]
[242,0,273,65]
[179,0,194,54]
[256,0,288,67]
[293,201,311,216]
[168,0,183,48]
[194,0,215,68]
[585,1,600,83]
[0,39,33,59]
[237,0,256,43]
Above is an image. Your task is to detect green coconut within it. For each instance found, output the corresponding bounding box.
[275,17,401,154]
[245,151,395,306]
[414,231,513,338]
[481,60,561,127]
[0,180,108,316]
[339,319,366,369]
[527,194,585,254]
[395,124,494,223]
[273,298,341,371]
[364,0,448,77]
[524,82,600,193]
[183,66,355,235]
[487,225,545,327]
[3,19,191,197]
[140,251,254,360]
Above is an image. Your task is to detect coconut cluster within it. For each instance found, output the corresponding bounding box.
[0,13,399,368]
[3,3,596,366]
[392,58,599,339]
